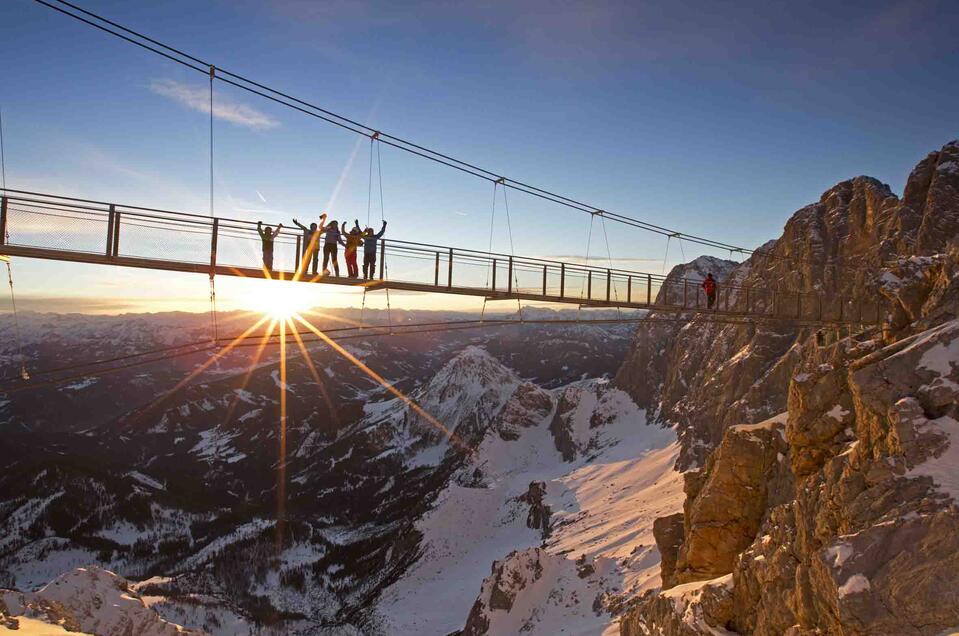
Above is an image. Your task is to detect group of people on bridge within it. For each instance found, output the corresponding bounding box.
[256,214,387,280]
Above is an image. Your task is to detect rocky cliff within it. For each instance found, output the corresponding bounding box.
[619,142,959,634]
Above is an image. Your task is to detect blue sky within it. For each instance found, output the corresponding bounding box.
[1,0,957,313]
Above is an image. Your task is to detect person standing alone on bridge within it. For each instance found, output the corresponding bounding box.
[257,221,283,271]
[344,220,364,278]
[292,215,322,276]
[362,220,387,279]
[319,219,345,276]
[702,272,717,309]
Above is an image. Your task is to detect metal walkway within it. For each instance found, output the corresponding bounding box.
[0,189,878,327]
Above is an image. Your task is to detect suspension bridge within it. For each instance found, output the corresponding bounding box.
[0,189,877,327]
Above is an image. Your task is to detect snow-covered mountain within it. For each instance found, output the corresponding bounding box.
[3,141,959,635]
[1,309,641,634]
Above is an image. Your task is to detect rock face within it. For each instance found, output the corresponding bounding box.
[673,415,790,585]
[615,142,959,471]
[517,481,552,540]
[620,141,959,635]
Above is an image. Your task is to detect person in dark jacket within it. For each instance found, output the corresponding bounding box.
[257,221,283,271]
[319,219,346,276]
[702,272,717,309]
[344,220,364,278]
[292,214,323,275]
[362,220,387,279]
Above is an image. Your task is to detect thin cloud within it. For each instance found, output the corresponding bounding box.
[149,78,279,131]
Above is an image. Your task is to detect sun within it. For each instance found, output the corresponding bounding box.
[249,280,313,319]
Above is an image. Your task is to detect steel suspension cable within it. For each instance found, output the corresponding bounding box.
[28,0,881,275]
[4,259,28,380]
[0,105,6,192]
[501,185,523,321]
[599,215,622,319]
[207,65,219,342]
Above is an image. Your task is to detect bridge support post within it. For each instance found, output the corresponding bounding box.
[379,241,385,280]
[0,197,7,246]
[542,265,547,296]
[606,269,611,302]
[587,271,592,300]
[294,235,301,273]
[508,256,513,294]
[434,252,440,286]
[560,263,565,299]
[627,275,632,303]
[447,248,453,288]
[111,210,121,258]
[491,259,497,291]
[210,218,219,275]
[105,204,115,257]
[647,274,651,305]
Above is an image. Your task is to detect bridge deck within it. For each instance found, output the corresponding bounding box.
[0,189,879,327]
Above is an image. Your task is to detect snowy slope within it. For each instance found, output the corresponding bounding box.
[376,374,679,634]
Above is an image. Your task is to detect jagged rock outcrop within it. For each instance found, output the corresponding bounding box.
[673,415,790,584]
[620,141,959,635]
[615,141,959,471]
[653,513,685,589]
[517,481,552,540]
[620,575,734,636]
[463,548,546,636]
[1,567,204,636]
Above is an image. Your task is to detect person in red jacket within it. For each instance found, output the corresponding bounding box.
[702,273,717,309]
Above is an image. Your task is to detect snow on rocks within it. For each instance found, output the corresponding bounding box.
[1,567,203,635]
[378,372,680,634]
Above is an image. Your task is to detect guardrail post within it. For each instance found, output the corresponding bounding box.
[647,274,651,305]
[0,197,7,246]
[508,256,513,294]
[105,204,115,256]
[210,218,219,274]
[447,248,453,288]
[434,252,440,286]
[542,265,547,296]
[606,269,611,302]
[294,235,301,272]
[587,270,592,300]
[491,258,497,291]
[627,275,632,303]
[112,210,121,257]
[560,263,565,298]
[379,240,385,280]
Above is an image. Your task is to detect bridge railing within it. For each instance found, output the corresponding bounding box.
[0,189,880,324]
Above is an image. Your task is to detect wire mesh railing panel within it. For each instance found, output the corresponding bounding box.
[116,213,210,264]
[511,263,544,295]
[454,254,497,290]
[382,245,443,286]
[6,203,109,254]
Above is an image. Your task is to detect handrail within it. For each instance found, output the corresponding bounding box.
[0,189,882,325]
